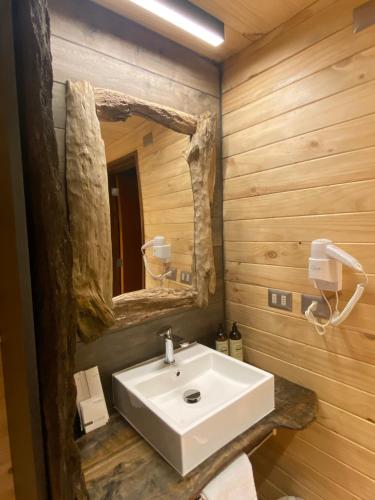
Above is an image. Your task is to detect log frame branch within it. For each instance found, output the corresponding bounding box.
[65,82,216,334]
[94,87,198,135]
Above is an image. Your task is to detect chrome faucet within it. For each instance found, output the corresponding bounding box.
[157,327,190,365]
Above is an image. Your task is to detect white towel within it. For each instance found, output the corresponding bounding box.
[201,453,258,500]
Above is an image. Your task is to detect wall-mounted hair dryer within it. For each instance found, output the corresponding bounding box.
[306,239,367,334]
[141,236,172,281]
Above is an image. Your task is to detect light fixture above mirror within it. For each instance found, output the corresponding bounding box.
[128,0,224,46]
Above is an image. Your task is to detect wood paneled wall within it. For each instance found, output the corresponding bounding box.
[102,118,194,290]
[222,0,375,498]
[0,355,14,499]
[49,0,222,405]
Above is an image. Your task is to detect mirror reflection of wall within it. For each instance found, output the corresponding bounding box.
[100,117,194,297]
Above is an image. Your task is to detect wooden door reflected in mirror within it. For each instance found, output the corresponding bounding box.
[107,153,144,296]
[100,116,194,297]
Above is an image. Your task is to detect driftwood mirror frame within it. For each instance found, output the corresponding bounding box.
[66,81,217,342]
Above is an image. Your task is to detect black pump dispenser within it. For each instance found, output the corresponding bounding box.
[229,322,243,361]
[215,323,228,354]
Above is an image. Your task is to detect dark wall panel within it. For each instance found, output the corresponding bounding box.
[49,0,223,406]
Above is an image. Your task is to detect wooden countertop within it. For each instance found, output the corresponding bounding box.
[78,375,318,500]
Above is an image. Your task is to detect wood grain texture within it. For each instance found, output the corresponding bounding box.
[51,35,217,118]
[66,83,217,327]
[0,355,14,500]
[94,87,197,135]
[50,2,223,493]
[223,45,375,137]
[66,80,115,342]
[222,1,375,497]
[223,0,368,91]
[48,0,220,97]
[66,84,195,331]
[78,376,317,499]
[186,113,217,306]
[13,1,87,497]
[223,23,375,115]
[57,0,221,344]
[91,0,313,62]
[111,288,196,330]
[102,117,194,290]
[96,91,217,306]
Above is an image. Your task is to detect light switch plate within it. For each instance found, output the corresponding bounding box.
[268,288,292,311]
[180,271,192,285]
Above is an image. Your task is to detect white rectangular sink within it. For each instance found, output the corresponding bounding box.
[113,343,274,476]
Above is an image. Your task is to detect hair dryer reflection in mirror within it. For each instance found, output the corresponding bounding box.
[141,236,173,281]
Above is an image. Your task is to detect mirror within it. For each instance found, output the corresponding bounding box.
[65,81,217,340]
[100,117,194,296]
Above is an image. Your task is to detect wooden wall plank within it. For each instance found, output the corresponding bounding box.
[244,347,375,422]
[224,212,375,243]
[224,179,375,220]
[226,281,375,334]
[223,0,371,92]
[193,0,313,39]
[51,36,217,117]
[141,173,192,198]
[223,6,375,495]
[144,207,194,225]
[253,450,327,500]
[299,423,375,479]
[317,400,375,453]
[141,158,189,186]
[224,241,375,272]
[224,147,375,199]
[242,327,375,394]
[100,115,195,289]
[255,474,287,500]
[223,24,375,115]
[225,304,375,364]
[223,79,375,157]
[51,0,222,405]
[253,444,358,500]
[48,0,219,97]
[225,261,375,304]
[223,113,375,180]
[256,432,375,499]
[143,190,193,212]
[223,45,375,137]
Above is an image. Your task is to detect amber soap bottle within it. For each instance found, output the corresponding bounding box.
[229,322,243,361]
[215,323,229,355]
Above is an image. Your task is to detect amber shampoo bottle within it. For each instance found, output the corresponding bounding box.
[229,322,243,361]
[215,323,229,355]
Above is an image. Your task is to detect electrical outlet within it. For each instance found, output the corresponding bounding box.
[268,288,292,311]
[180,271,192,285]
[166,267,177,281]
[301,294,330,319]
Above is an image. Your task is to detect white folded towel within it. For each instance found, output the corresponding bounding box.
[201,453,258,500]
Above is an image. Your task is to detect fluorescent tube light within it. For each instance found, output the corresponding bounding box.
[129,0,224,46]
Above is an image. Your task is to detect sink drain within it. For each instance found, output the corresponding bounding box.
[183,389,201,404]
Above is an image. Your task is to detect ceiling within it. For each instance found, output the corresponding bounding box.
[92,0,314,61]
